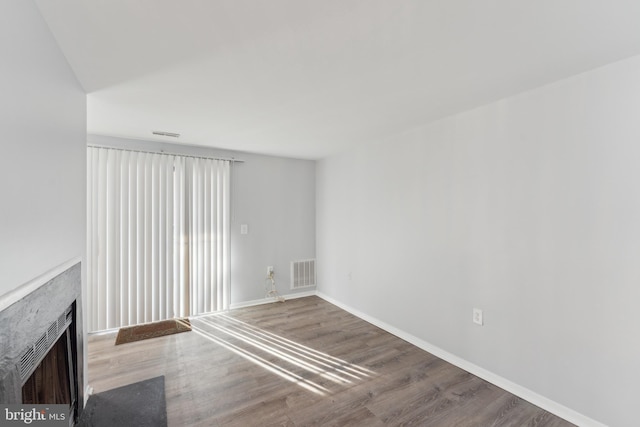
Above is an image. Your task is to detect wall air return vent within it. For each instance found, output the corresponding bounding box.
[290,259,316,289]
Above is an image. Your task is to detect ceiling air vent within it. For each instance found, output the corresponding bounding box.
[152,130,180,138]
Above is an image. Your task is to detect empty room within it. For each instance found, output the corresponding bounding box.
[1,1,639,426]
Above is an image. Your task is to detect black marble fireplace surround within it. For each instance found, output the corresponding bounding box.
[0,262,83,422]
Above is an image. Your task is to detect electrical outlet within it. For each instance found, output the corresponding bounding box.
[473,308,483,326]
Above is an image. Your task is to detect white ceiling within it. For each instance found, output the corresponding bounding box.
[35,0,640,160]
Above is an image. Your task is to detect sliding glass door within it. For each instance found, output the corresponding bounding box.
[87,147,230,332]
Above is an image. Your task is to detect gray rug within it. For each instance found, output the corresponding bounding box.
[79,376,167,427]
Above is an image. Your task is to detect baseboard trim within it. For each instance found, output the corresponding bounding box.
[229,290,317,310]
[316,291,606,427]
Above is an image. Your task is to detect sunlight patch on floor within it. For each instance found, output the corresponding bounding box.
[190,313,375,395]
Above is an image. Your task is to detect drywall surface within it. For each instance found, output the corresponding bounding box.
[316,54,640,427]
[0,0,86,298]
[88,135,316,305]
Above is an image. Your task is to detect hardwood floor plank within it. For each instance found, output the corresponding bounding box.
[86,296,574,426]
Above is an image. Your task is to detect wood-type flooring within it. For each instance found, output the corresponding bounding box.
[86,296,574,426]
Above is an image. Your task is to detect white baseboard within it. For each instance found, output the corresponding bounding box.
[84,385,94,405]
[316,291,607,427]
[229,289,317,310]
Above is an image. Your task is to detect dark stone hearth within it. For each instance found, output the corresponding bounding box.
[78,376,167,427]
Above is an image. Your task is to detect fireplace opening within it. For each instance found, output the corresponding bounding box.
[19,302,78,424]
[22,330,72,404]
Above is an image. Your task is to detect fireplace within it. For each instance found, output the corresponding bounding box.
[0,261,83,425]
[19,302,77,420]
[22,329,73,405]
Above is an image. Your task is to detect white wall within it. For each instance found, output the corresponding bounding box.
[317,54,640,427]
[230,151,316,304]
[88,135,316,306]
[0,1,86,298]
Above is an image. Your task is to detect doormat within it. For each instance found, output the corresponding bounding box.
[79,376,167,427]
[115,318,191,345]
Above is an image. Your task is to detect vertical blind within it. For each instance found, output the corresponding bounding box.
[87,147,230,332]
